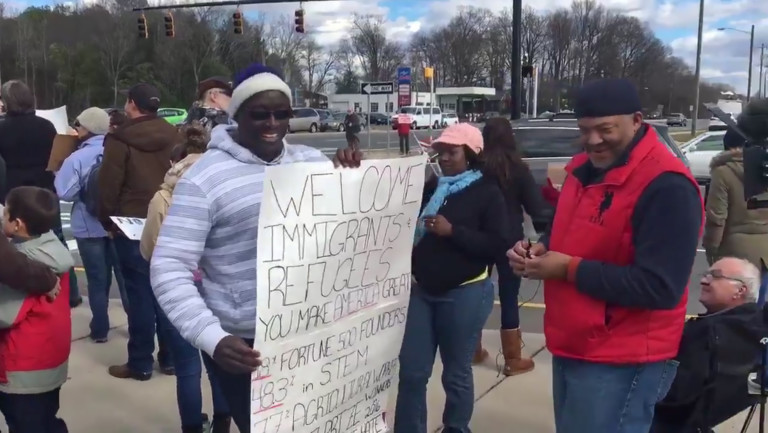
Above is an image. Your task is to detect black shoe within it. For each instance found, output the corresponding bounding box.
[160,364,175,375]
[70,298,83,308]
[212,414,232,433]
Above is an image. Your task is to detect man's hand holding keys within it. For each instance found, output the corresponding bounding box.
[507,239,547,278]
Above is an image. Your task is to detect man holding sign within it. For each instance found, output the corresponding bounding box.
[151,63,362,432]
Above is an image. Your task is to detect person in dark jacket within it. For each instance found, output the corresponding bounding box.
[652,257,764,433]
[473,117,546,375]
[0,79,81,308]
[509,79,703,433]
[395,123,511,433]
[98,82,180,381]
[183,76,233,132]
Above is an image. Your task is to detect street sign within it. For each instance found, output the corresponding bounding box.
[397,67,412,108]
[360,82,394,95]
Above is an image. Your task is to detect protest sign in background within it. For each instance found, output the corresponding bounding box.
[253,155,426,433]
[110,216,146,240]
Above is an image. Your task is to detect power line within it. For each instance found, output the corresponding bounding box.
[133,0,337,12]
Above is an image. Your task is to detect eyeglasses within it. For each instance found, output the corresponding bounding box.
[247,109,292,122]
[73,120,81,128]
[701,269,747,286]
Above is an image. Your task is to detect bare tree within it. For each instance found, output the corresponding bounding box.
[350,15,406,82]
[93,9,132,105]
[298,37,339,94]
[545,9,573,110]
[265,14,304,86]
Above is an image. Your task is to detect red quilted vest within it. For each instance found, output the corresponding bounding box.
[545,127,703,363]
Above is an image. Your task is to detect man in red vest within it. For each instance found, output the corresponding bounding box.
[508,78,703,433]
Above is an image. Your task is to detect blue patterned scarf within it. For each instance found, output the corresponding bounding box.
[414,169,483,245]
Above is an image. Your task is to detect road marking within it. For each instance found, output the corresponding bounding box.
[508,300,696,319]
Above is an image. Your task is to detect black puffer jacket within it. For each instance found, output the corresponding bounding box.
[0,113,57,202]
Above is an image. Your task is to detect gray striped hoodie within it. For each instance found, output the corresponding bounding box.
[150,125,328,356]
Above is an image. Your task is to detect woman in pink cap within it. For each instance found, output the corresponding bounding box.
[395,123,511,433]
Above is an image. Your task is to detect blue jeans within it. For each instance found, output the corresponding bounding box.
[203,342,254,433]
[76,237,128,340]
[160,317,230,429]
[492,258,522,329]
[113,236,173,373]
[552,356,679,433]
[395,279,494,433]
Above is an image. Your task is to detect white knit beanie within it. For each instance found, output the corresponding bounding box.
[228,63,293,117]
[76,107,110,135]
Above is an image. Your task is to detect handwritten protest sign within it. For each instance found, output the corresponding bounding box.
[110,216,146,240]
[253,155,426,433]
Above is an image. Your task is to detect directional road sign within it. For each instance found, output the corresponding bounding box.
[361,82,394,95]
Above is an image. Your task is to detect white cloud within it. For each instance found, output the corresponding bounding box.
[670,18,768,94]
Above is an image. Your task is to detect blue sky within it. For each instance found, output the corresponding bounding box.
[16,0,768,93]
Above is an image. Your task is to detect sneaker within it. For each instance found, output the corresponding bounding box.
[90,336,108,344]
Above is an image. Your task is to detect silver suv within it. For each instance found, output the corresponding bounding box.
[289,108,321,133]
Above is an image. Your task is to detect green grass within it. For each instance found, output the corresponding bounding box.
[670,131,706,145]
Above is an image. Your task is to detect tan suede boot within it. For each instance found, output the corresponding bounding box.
[500,328,535,376]
[472,340,489,364]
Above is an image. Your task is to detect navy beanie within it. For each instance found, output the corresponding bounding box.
[574,78,643,119]
[723,128,746,150]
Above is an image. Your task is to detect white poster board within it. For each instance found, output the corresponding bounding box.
[110,216,146,240]
[36,106,70,135]
[253,155,426,433]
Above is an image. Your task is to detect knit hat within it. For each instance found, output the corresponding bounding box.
[723,127,746,150]
[228,63,292,117]
[432,123,484,154]
[574,78,642,119]
[76,107,110,135]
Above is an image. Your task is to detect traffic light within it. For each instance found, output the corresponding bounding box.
[522,65,534,78]
[233,10,243,34]
[294,9,305,33]
[137,14,148,39]
[164,12,175,38]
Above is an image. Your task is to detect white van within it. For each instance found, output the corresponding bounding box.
[391,106,442,129]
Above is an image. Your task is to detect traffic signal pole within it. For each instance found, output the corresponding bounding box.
[510,0,522,120]
[133,0,336,11]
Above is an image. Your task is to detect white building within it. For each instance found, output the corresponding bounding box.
[327,87,498,115]
[328,91,434,114]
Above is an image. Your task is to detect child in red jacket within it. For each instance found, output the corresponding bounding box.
[0,186,74,433]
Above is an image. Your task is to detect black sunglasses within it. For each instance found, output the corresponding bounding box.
[73,120,81,128]
[247,109,292,122]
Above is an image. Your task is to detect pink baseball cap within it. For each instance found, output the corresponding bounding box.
[432,123,484,154]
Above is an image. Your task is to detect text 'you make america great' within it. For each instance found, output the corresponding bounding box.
[253,155,426,433]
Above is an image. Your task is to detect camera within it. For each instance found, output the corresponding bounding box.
[708,99,768,208]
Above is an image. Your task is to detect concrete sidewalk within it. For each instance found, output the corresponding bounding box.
[0,301,762,432]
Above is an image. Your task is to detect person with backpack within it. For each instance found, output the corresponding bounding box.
[54,107,128,343]
[140,123,232,433]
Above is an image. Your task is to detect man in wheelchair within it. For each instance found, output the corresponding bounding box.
[652,257,767,433]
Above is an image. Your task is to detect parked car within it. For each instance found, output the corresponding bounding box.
[666,113,687,127]
[158,108,187,125]
[680,130,726,184]
[321,112,346,132]
[289,107,322,133]
[441,112,459,127]
[368,112,390,125]
[511,119,689,231]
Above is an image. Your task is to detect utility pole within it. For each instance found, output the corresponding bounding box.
[759,43,765,98]
[691,0,704,137]
[747,24,755,101]
[510,0,522,120]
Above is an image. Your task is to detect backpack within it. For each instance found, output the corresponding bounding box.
[80,154,103,216]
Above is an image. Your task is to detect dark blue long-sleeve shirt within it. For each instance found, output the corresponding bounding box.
[541,172,702,309]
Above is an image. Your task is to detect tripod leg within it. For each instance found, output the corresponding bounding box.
[741,405,757,433]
